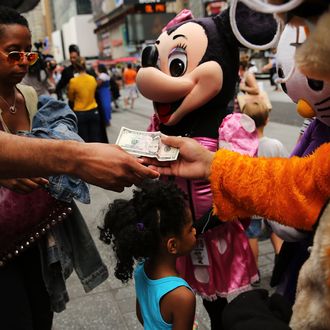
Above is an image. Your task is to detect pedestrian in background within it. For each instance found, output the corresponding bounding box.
[44,56,58,98]
[123,62,137,110]
[237,55,272,112]
[239,55,260,96]
[21,52,50,97]
[56,44,80,105]
[67,56,103,142]
[96,63,112,126]
[233,54,260,113]
[242,100,286,280]
[262,48,279,91]
[100,180,197,330]
[109,64,121,109]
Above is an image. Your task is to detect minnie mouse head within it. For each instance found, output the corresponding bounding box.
[137,3,277,138]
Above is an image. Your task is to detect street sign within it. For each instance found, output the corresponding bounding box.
[136,3,166,13]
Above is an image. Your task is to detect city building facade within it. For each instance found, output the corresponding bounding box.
[90,0,231,63]
[91,0,202,63]
[51,0,98,63]
[22,0,48,51]
[21,0,229,64]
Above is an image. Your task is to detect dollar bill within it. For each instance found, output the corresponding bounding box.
[115,127,179,161]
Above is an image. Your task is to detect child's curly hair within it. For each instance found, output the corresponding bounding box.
[99,180,188,283]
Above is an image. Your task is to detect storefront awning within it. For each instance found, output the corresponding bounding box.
[96,56,140,65]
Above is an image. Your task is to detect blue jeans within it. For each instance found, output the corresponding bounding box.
[245,218,262,239]
[75,108,102,142]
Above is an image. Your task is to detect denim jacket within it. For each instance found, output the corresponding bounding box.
[39,202,109,312]
[22,96,108,312]
[21,95,90,204]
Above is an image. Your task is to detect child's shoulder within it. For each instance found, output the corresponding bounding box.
[162,280,195,308]
[260,136,285,148]
[168,284,195,301]
[259,136,288,157]
[161,285,196,325]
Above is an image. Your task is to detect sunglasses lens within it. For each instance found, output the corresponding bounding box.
[27,53,38,65]
[6,52,39,65]
[7,52,23,63]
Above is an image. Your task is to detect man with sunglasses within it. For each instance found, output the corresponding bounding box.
[0,14,158,190]
[0,20,159,189]
[0,6,160,330]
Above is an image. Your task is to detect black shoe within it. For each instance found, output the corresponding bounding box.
[251,270,261,287]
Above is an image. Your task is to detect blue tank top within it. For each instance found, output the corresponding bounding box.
[134,261,193,329]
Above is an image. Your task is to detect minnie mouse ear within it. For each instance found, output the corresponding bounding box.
[162,9,194,32]
[1,0,39,13]
[230,1,280,50]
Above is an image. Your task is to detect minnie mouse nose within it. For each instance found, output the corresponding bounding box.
[141,45,159,68]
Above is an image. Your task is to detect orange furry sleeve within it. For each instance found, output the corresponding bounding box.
[210,143,330,230]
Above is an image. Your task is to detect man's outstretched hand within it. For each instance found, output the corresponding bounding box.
[74,143,159,191]
[141,136,214,180]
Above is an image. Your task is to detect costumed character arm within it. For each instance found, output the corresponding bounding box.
[210,143,330,230]
[267,220,308,242]
[290,119,314,157]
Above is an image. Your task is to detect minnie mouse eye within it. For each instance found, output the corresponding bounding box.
[168,48,187,77]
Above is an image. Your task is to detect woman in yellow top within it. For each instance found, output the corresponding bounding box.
[67,57,102,142]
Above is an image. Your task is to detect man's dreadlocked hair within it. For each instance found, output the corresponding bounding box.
[99,180,188,283]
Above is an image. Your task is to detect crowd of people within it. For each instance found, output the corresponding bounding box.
[0,2,330,330]
[19,38,140,143]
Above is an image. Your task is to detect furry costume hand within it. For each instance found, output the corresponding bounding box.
[210,143,330,230]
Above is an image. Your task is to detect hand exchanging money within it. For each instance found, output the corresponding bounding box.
[141,136,215,180]
[116,127,179,161]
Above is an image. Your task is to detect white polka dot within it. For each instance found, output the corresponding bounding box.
[194,267,210,283]
[217,239,227,254]
[219,141,232,150]
[240,114,256,133]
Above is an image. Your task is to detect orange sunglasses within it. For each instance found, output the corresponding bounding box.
[0,51,39,66]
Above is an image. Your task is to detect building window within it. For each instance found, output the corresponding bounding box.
[77,0,92,14]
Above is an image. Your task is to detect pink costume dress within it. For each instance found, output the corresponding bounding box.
[148,115,258,301]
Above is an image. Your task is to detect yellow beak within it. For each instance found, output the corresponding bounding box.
[297,99,315,118]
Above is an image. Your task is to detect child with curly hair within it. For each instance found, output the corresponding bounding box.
[99,180,197,330]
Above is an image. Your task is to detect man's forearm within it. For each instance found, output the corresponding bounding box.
[0,132,159,190]
[0,132,78,178]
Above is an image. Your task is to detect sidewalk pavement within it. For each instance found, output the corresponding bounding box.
[258,79,292,103]
[53,83,300,330]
